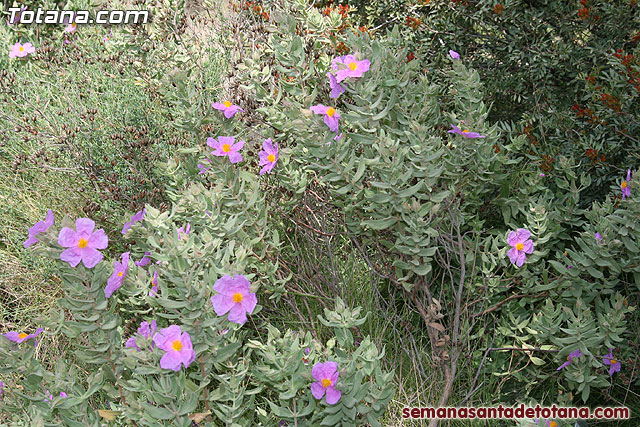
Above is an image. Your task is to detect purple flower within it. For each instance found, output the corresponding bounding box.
[211,275,257,325]
[44,390,68,402]
[149,270,159,296]
[153,325,196,371]
[198,163,210,174]
[105,252,130,298]
[125,320,157,351]
[557,349,583,370]
[122,208,145,234]
[328,72,346,99]
[24,209,54,248]
[8,6,27,25]
[212,101,244,118]
[0,380,3,400]
[506,228,534,268]
[621,169,631,200]
[447,124,485,139]
[58,218,108,268]
[310,104,341,132]
[135,252,152,267]
[334,55,370,83]
[259,138,279,175]
[3,328,44,347]
[103,31,112,43]
[603,348,621,376]
[595,232,603,241]
[311,361,341,404]
[207,136,245,164]
[177,223,191,240]
[449,49,460,60]
[539,173,546,177]
[567,265,573,269]
[65,22,77,33]
[9,42,35,58]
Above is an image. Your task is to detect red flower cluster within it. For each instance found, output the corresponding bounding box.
[540,155,555,173]
[614,49,640,92]
[336,41,349,55]
[406,51,415,62]
[572,104,599,123]
[231,1,269,20]
[324,4,349,17]
[577,0,599,22]
[406,16,421,30]
[599,93,621,113]
[523,124,538,147]
[585,147,606,163]
[494,4,504,14]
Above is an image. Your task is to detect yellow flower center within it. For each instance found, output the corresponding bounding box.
[19,47,24,52]
[348,62,358,71]
[78,238,88,248]
[72,23,76,28]
[117,272,123,277]
[222,144,231,153]
[171,340,183,351]
[18,332,28,339]
[223,101,232,108]
[321,378,332,388]
[515,243,524,251]
[549,422,557,427]
[621,181,628,189]
[611,359,617,364]
[326,107,336,117]
[267,154,276,162]
[462,129,470,133]
[232,292,244,303]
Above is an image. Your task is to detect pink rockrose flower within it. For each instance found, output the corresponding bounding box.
[259,138,279,175]
[105,252,130,298]
[149,269,159,296]
[557,349,583,370]
[506,228,534,268]
[9,42,35,58]
[212,101,244,118]
[311,361,341,404]
[310,104,341,132]
[153,325,195,371]
[620,169,631,200]
[24,209,54,248]
[211,274,257,325]
[447,124,485,139]
[126,319,157,352]
[328,72,346,99]
[58,218,108,268]
[3,328,44,347]
[207,136,245,164]
[603,348,621,376]
[334,55,370,83]
[65,22,77,33]
[449,49,460,60]
[122,208,145,234]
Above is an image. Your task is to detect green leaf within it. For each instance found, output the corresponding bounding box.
[362,217,396,230]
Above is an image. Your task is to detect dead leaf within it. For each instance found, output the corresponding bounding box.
[189,411,212,423]
[97,410,121,421]
[429,322,445,332]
